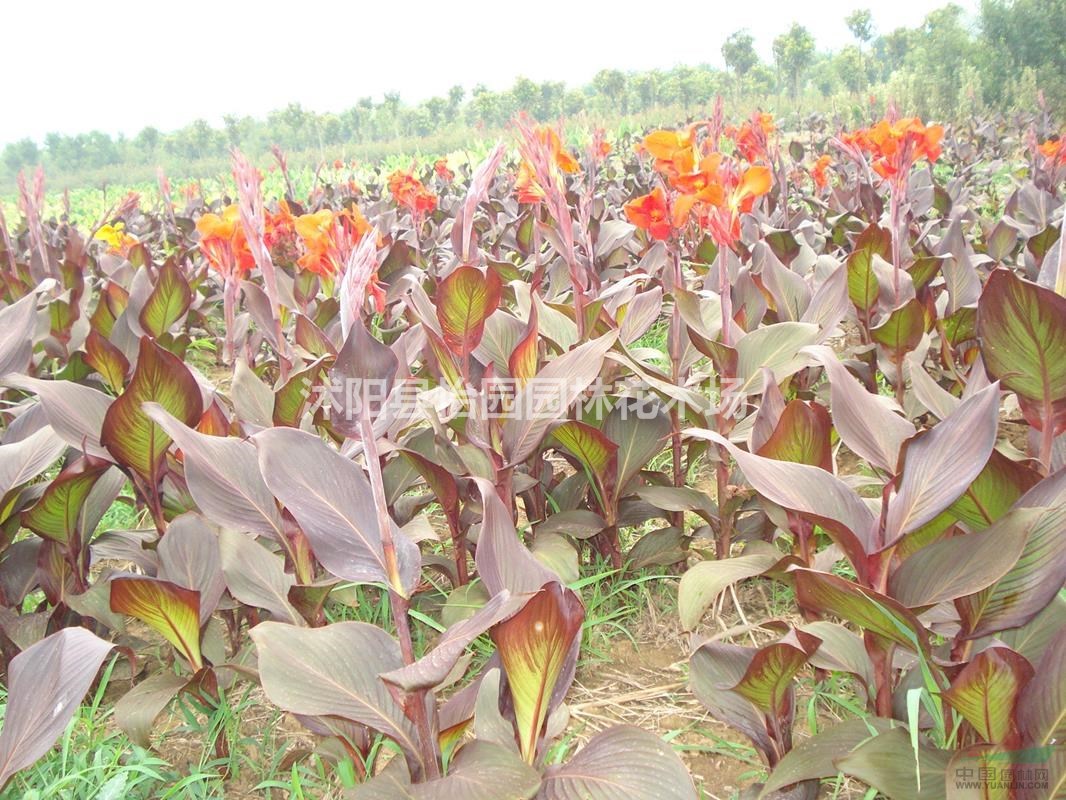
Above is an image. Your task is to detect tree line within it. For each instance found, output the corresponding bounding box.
[2,0,1061,186]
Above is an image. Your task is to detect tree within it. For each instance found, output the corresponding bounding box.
[845,8,874,84]
[773,23,816,100]
[511,76,540,117]
[2,139,41,176]
[722,30,759,80]
[835,46,865,94]
[630,72,660,111]
[592,69,628,112]
[846,9,874,47]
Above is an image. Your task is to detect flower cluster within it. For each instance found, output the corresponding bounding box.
[625,119,773,248]
[434,158,455,182]
[841,117,943,180]
[94,222,138,257]
[195,205,255,279]
[388,170,437,217]
[1038,136,1066,169]
[811,154,833,190]
[514,125,579,205]
[293,206,373,278]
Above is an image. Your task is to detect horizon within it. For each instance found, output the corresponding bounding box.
[2,0,978,148]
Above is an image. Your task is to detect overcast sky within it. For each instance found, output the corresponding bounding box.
[2,0,977,146]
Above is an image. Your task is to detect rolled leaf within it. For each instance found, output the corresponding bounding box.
[491,582,584,764]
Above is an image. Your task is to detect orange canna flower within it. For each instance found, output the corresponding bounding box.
[811,155,833,189]
[845,117,942,180]
[729,166,772,215]
[536,126,580,174]
[294,206,373,278]
[196,205,254,278]
[640,129,697,178]
[624,187,674,241]
[514,161,547,204]
[1038,137,1066,168]
[434,158,455,182]
[388,170,438,216]
[727,113,775,163]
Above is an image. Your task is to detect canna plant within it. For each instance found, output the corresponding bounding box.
[0,106,1062,800]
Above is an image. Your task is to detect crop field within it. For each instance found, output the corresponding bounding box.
[0,103,1062,800]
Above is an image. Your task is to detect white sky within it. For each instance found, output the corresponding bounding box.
[2,0,977,146]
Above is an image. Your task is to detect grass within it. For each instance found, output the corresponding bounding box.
[0,656,347,799]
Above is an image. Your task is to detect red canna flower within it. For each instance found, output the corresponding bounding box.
[624,187,674,241]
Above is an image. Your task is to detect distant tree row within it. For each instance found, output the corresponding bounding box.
[3,0,1062,184]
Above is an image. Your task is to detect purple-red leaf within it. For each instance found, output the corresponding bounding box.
[0,628,115,786]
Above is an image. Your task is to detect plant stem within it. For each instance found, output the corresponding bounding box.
[358,407,441,780]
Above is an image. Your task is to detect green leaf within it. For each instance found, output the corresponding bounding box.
[114,672,190,748]
[942,645,1033,744]
[731,629,821,719]
[734,322,820,395]
[21,456,113,544]
[0,629,115,786]
[1018,628,1066,750]
[110,576,202,669]
[760,718,896,797]
[889,506,1037,608]
[100,337,203,484]
[978,269,1066,433]
[139,261,192,338]
[602,402,670,491]
[946,450,1040,530]
[756,400,833,471]
[84,329,130,393]
[793,569,929,653]
[872,297,927,354]
[490,582,583,764]
[551,420,618,511]
[835,727,951,800]
[249,620,423,773]
[884,382,1000,546]
[846,224,891,313]
[958,504,1066,638]
[436,265,503,359]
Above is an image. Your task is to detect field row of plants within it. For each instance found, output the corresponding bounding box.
[0,103,1062,798]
